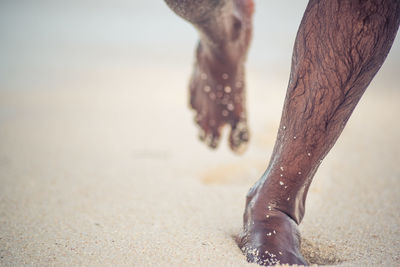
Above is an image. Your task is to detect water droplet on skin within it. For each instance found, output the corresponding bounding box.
[227,103,234,111]
[283,126,286,130]
[284,186,288,189]
[298,171,302,175]
[266,215,270,218]
[279,181,284,185]
[222,73,229,80]
[268,205,272,211]
[201,73,207,80]
[293,136,297,139]
[273,230,276,234]
[280,174,283,177]
[280,166,284,171]
[222,110,229,117]
[307,152,311,156]
[204,85,211,92]
[287,197,290,201]
[224,86,232,93]
[267,232,272,236]
[278,251,283,255]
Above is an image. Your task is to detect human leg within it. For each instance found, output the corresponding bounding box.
[238,0,400,265]
[164,0,254,152]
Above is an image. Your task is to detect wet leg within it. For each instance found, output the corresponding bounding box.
[164,0,254,152]
[238,0,400,265]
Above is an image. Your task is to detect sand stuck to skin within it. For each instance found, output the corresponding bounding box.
[1,1,399,266]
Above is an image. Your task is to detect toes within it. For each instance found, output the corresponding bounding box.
[229,119,249,153]
[198,128,221,149]
[196,114,221,149]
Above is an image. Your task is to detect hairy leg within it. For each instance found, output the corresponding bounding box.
[164,0,254,152]
[238,0,400,265]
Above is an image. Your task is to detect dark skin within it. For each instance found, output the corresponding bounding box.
[165,0,400,265]
[165,0,253,152]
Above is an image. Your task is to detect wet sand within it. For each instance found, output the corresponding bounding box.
[1,1,399,266]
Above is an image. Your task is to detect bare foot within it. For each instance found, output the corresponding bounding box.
[189,0,253,153]
[237,187,308,266]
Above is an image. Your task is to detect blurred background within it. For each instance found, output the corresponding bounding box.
[2,1,397,93]
[1,1,399,266]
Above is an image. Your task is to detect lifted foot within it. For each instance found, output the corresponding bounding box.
[189,0,253,153]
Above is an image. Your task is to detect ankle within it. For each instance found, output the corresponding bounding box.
[249,170,312,224]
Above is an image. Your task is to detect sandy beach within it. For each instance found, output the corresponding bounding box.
[1,1,399,266]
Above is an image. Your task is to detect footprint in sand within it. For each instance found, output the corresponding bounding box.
[200,160,265,185]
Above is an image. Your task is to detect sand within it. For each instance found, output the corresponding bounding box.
[1,1,399,266]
